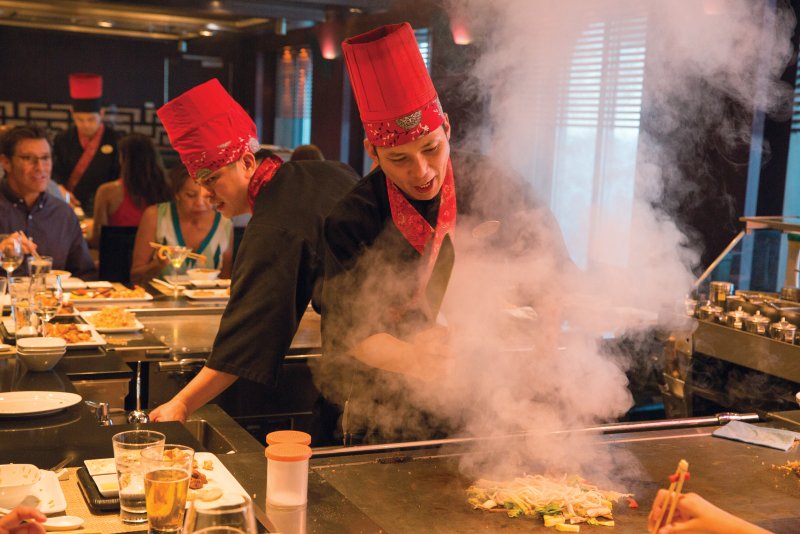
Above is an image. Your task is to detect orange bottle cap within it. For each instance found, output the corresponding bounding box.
[266,430,312,446]
[265,443,312,462]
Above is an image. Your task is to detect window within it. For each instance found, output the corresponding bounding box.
[550,17,647,269]
[274,46,313,148]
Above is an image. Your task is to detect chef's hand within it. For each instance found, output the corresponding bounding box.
[409,325,454,382]
[0,506,46,534]
[1,232,37,256]
[149,398,189,423]
[648,490,771,534]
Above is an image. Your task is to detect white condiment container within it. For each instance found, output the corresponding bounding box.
[266,443,312,507]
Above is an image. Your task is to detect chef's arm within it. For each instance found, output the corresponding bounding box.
[149,367,237,423]
[350,325,451,382]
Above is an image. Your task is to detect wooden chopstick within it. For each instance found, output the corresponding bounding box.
[18,231,41,259]
[148,242,207,263]
[650,459,690,534]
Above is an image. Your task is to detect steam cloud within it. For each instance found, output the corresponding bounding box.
[313,0,795,485]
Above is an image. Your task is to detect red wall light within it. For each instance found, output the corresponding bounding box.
[318,20,341,60]
[449,14,472,45]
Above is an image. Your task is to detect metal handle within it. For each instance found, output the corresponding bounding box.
[158,358,206,372]
[84,400,113,426]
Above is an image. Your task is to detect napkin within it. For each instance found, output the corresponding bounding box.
[712,420,800,451]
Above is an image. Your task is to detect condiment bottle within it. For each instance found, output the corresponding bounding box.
[265,443,313,507]
[266,430,312,446]
[769,317,797,344]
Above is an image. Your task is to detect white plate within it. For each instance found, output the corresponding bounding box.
[184,289,229,301]
[187,452,248,506]
[83,453,247,505]
[32,470,67,514]
[85,281,113,289]
[68,291,153,304]
[0,391,82,416]
[79,311,144,333]
[44,323,107,349]
[83,458,116,477]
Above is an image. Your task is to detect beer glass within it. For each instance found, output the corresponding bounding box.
[143,444,194,534]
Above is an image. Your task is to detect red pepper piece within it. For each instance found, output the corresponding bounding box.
[627,497,639,508]
[668,471,691,483]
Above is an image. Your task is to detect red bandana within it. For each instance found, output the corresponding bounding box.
[386,158,456,289]
[247,154,283,211]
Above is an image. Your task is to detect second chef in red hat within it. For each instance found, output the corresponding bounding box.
[52,73,120,215]
[149,79,358,425]
[320,23,456,406]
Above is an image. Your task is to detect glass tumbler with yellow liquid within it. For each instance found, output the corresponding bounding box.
[143,444,194,534]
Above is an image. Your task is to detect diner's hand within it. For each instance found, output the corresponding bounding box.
[1,232,36,256]
[149,397,189,423]
[0,506,46,534]
[648,490,771,534]
[409,325,454,382]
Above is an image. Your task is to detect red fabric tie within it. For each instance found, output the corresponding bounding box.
[247,154,283,211]
[386,158,456,295]
[67,123,105,192]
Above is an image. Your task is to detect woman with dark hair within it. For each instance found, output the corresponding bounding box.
[130,163,233,284]
[89,133,171,247]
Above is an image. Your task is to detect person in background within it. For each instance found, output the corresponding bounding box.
[0,505,46,534]
[130,163,233,284]
[648,489,771,534]
[148,79,358,425]
[89,133,171,248]
[0,125,96,278]
[290,144,325,161]
[52,73,120,216]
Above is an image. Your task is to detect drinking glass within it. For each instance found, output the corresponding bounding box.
[143,444,194,534]
[30,279,63,335]
[0,235,23,279]
[112,430,167,524]
[27,255,52,278]
[183,494,257,534]
[12,299,38,340]
[8,276,31,326]
[164,246,189,298]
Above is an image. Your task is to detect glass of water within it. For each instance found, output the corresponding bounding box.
[112,430,166,524]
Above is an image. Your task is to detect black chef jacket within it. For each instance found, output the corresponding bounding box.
[204,160,358,387]
[52,124,120,216]
[317,150,569,442]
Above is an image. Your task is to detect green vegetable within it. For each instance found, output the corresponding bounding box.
[536,504,563,516]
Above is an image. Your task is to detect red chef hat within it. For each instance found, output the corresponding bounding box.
[69,73,103,112]
[343,22,443,147]
[157,78,260,180]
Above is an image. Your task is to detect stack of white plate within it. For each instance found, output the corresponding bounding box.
[16,337,67,372]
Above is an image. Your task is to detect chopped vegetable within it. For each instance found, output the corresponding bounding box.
[627,497,638,509]
[467,474,630,528]
[555,523,580,532]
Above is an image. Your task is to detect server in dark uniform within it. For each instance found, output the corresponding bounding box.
[52,73,120,216]
[149,79,358,424]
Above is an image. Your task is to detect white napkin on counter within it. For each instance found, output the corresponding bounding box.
[713,420,800,451]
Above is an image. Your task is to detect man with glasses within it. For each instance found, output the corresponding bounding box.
[0,125,95,278]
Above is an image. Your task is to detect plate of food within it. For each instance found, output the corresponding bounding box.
[43,323,106,348]
[80,308,144,333]
[184,289,229,300]
[81,452,247,505]
[69,285,153,303]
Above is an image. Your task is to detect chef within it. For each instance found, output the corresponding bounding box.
[52,73,120,215]
[150,79,358,423]
[318,22,570,443]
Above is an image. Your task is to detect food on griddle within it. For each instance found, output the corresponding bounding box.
[467,474,630,529]
[71,285,147,299]
[44,323,93,343]
[774,460,800,477]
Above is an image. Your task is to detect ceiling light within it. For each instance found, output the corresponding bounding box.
[98,20,113,28]
[199,30,213,37]
[206,23,220,31]
[349,8,363,14]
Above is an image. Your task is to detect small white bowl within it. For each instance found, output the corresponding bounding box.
[46,270,72,285]
[187,268,220,281]
[17,350,65,372]
[16,337,67,351]
[0,464,41,508]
